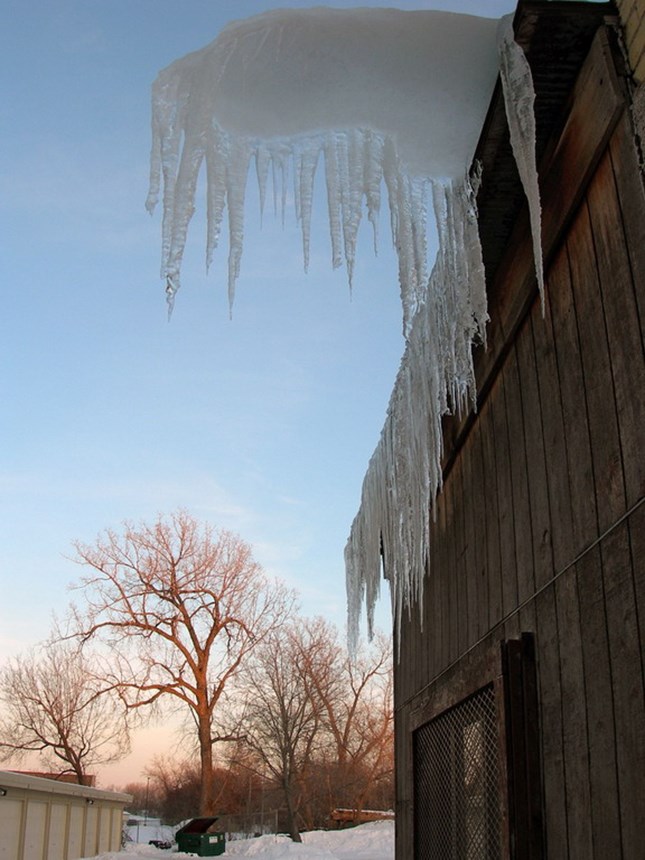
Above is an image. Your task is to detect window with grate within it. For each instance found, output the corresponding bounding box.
[411,634,543,859]
[414,684,501,859]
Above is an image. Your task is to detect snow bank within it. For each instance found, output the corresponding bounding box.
[95,820,394,859]
[147,6,541,645]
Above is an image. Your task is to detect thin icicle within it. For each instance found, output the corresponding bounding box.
[225,139,251,314]
[498,15,544,305]
[324,136,343,269]
[363,131,384,255]
[342,130,368,289]
[296,143,320,273]
[205,125,228,272]
[255,146,271,225]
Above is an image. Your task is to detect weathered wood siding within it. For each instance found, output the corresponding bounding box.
[617,0,645,82]
[395,19,645,860]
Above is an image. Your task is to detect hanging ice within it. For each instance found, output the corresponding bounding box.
[146,8,501,320]
[146,6,543,647]
[497,15,544,304]
[345,168,488,651]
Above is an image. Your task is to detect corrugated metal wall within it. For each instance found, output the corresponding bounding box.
[0,773,130,860]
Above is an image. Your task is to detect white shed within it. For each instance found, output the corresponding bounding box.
[0,772,131,860]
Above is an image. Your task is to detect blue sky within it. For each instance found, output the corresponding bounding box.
[1,0,518,782]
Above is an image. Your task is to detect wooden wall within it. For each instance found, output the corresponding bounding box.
[395,20,645,860]
[617,0,645,82]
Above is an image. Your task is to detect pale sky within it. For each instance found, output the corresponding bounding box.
[1,0,520,786]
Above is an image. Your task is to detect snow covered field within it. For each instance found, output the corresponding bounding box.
[116,822,393,860]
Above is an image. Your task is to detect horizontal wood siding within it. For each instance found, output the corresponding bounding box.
[395,27,645,859]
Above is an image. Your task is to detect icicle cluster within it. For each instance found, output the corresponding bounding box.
[345,169,487,652]
[345,16,542,648]
[146,7,543,650]
[146,7,500,316]
[148,119,429,331]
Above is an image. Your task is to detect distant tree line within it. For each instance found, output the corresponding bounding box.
[0,510,392,840]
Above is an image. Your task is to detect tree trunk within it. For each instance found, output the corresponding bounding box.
[198,715,214,815]
[283,775,302,843]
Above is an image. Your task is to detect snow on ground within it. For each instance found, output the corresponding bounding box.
[106,821,393,860]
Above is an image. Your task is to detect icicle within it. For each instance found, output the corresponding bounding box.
[296,143,320,273]
[363,131,384,256]
[342,130,367,289]
[498,15,545,305]
[323,136,343,269]
[205,125,228,272]
[225,139,251,314]
[255,146,270,225]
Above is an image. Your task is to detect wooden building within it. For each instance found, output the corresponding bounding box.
[395,1,645,857]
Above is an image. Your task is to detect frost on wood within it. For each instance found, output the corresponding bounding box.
[146,7,543,648]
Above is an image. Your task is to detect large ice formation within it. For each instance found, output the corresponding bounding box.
[147,7,542,646]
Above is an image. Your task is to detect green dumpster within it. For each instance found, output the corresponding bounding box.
[175,818,225,856]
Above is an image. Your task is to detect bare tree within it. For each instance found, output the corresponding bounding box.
[236,621,323,842]
[0,640,129,784]
[294,621,394,820]
[234,619,393,835]
[69,510,293,813]
[314,628,393,811]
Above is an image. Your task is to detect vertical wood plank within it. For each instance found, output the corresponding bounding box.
[462,431,479,653]
[576,545,622,858]
[504,343,535,605]
[530,293,574,575]
[489,373,519,618]
[444,448,460,666]
[626,500,645,713]
[548,242,598,555]
[516,309,555,591]
[535,586,568,854]
[587,147,645,511]
[437,469,451,674]
[601,523,645,857]
[395,704,413,860]
[428,486,442,689]
[608,115,645,348]
[471,418,490,643]
[567,198,626,535]
[480,398,504,630]
[555,568,593,858]
[453,448,469,659]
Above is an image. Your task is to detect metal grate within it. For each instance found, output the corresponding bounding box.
[414,684,501,859]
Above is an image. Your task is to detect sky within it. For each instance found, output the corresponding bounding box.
[1,0,519,786]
